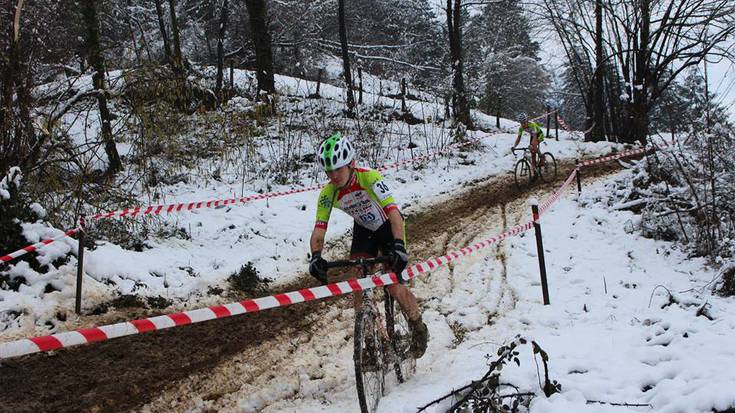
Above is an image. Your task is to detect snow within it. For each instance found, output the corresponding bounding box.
[372,169,735,413]
[0,167,22,200]
[28,203,46,219]
[3,68,732,411]
[154,164,733,413]
[1,64,627,340]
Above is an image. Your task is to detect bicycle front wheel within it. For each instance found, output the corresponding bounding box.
[538,152,558,183]
[514,159,532,189]
[354,310,385,413]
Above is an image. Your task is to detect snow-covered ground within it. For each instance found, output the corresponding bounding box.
[0,126,619,340]
[133,158,735,413]
[372,168,735,413]
[4,67,731,410]
[1,65,625,341]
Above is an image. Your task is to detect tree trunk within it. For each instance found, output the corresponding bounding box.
[337,0,355,114]
[495,98,501,129]
[630,0,650,145]
[215,0,229,101]
[447,0,473,129]
[245,0,275,96]
[153,0,172,64]
[0,0,23,173]
[591,0,605,141]
[167,0,184,73]
[124,0,141,64]
[81,0,122,175]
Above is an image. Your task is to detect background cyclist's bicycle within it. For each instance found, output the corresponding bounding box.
[512,147,558,189]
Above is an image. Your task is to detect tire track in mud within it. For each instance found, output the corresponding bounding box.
[492,202,517,320]
[0,160,626,413]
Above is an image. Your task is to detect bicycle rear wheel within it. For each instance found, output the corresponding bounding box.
[384,294,416,384]
[354,310,385,413]
[538,152,557,183]
[514,159,532,189]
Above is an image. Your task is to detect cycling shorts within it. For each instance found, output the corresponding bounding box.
[351,221,394,257]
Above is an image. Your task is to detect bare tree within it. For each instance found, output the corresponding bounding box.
[167,0,184,73]
[543,0,735,144]
[215,0,229,101]
[154,0,173,64]
[80,0,122,175]
[1,1,25,174]
[245,0,275,96]
[591,0,604,140]
[446,0,473,129]
[337,0,355,114]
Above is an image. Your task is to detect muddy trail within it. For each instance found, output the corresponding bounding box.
[0,160,624,413]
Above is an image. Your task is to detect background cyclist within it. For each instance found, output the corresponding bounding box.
[512,112,545,177]
[308,132,428,358]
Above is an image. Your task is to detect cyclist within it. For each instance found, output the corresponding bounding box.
[512,112,545,177]
[308,132,428,358]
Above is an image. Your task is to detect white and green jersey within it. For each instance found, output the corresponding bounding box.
[518,121,545,141]
[315,167,398,231]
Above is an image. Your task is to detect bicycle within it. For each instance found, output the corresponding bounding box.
[511,146,557,189]
[325,256,416,413]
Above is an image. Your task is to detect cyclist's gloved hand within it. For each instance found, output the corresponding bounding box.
[390,239,409,283]
[309,251,328,284]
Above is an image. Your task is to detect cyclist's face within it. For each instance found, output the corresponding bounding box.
[326,165,351,187]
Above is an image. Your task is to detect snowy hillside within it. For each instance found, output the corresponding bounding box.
[0,68,619,339]
[2,69,732,413]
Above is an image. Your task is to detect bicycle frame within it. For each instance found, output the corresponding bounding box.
[325,256,413,413]
[326,256,395,346]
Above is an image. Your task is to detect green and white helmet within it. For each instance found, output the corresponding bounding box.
[317,132,354,172]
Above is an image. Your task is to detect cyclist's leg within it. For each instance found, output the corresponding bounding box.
[376,226,428,356]
[385,284,420,320]
[364,222,421,320]
[530,136,539,173]
[537,136,546,166]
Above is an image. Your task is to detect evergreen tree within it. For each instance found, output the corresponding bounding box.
[466,0,547,122]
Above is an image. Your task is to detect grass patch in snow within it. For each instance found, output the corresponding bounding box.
[228,262,272,294]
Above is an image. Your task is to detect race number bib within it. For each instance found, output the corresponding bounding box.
[372,180,392,201]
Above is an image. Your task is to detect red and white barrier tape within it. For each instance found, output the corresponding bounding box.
[0,137,659,266]
[0,133,502,265]
[539,169,578,215]
[0,228,81,264]
[530,110,556,123]
[0,216,539,360]
[89,185,324,222]
[557,116,572,132]
[8,131,645,359]
[577,147,650,167]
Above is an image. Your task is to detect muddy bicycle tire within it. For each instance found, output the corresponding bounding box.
[354,310,385,413]
[514,158,532,189]
[538,152,558,183]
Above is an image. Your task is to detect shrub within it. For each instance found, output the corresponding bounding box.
[228,262,271,294]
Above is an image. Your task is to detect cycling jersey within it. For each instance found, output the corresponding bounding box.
[518,121,545,142]
[315,167,398,232]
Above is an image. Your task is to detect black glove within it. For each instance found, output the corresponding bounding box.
[309,251,328,284]
[389,239,409,283]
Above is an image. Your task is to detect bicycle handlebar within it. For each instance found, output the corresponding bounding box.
[511,147,529,153]
[325,256,392,269]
